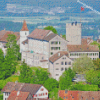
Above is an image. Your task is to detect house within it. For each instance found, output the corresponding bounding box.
[0,30,20,55]
[22,51,48,68]
[21,20,68,68]
[67,44,99,61]
[49,51,73,81]
[58,90,100,100]
[66,22,99,61]
[1,82,49,100]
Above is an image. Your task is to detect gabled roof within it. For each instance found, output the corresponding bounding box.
[20,83,42,95]
[21,20,29,31]
[1,82,24,93]
[7,91,29,100]
[67,45,99,52]
[43,33,57,41]
[0,30,20,42]
[2,82,42,95]
[28,29,51,40]
[81,38,93,45]
[49,51,69,63]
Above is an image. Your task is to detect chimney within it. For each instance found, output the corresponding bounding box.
[17,91,20,96]
[58,53,60,56]
[15,80,18,83]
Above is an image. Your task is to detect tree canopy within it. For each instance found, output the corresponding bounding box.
[72,55,95,74]
[93,58,100,70]
[19,61,33,83]
[59,68,75,90]
[44,26,58,34]
[32,68,49,85]
[44,78,59,91]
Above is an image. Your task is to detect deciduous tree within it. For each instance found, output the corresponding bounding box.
[44,26,58,34]
[19,61,33,83]
[72,55,95,74]
[44,78,59,91]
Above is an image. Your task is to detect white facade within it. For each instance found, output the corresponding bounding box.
[69,52,99,60]
[49,55,73,81]
[22,51,48,68]
[20,31,29,52]
[34,86,48,99]
[66,22,81,45]
[49,35,67,57]
[28,38,49,56]
[3,92,10,100]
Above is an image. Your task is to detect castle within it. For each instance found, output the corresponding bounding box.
[0,20,99,80]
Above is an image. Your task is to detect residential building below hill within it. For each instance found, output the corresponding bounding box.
[59,90,100,100]
[1,82,49,100]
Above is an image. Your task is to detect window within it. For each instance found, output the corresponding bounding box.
[56,74,59,76]
[55,42,58,44]
[66,97,68,99]
[64,96,65,99]
[61,67,64,71]
[51,47,53,50]
[56,68,59,70]
[65,62,67,65]
[92,97,94,100]
[41,88,44,91]
[51,52,53,55]
[25,32,27,35]
[59,42,61,44]
[5,98,6,100]
[68,62,71,65]
[59,47,60,50]
[65,90,68,93]
[42,57,44,59]
[56,63,59,65]
[65,68,67,70]
[51,42,54,44]
[81,96,83,100]
[61,62,64,65]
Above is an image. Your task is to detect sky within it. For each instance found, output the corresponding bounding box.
[0,0,100,16]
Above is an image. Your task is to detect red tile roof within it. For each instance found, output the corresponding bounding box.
[78,91,100,100]
[7,91,29,100]
[67,45,99,52]
[49,51,69,63]
[21,20,29,31]
[59,90,100,100]
[0,30,20,42]
[28,28,51,40]
[1,82,42,95]
[59,90,79,100]
[81,38,93,45]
